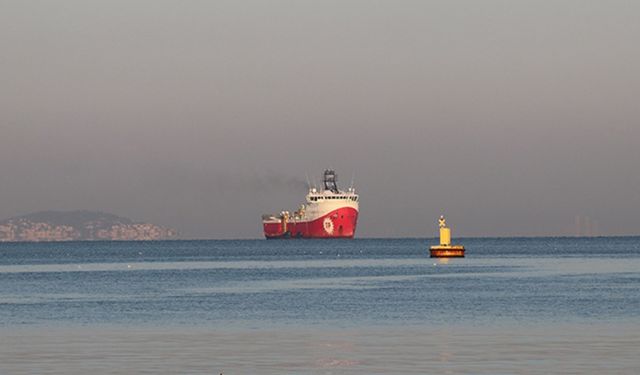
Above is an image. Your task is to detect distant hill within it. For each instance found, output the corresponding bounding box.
[0,210,177,242]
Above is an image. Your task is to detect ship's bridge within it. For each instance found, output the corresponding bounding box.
[306,187,359,203]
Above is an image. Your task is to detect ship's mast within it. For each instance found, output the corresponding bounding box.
[323,169,339,193]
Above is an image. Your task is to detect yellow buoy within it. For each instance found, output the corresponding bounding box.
[429,215,465,258]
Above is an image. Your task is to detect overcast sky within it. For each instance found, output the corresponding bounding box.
[1,0,639,238]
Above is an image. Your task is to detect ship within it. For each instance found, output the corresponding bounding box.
[262,170,359,239]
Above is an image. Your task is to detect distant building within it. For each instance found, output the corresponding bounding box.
[0,211,177,242]
[574,215,599,237]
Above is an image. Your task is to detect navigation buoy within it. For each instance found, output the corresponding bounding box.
[429,215,465,258]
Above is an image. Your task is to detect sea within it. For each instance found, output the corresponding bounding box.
[1,237,639,374]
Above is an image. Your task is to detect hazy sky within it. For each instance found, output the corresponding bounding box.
[1,0,639,238]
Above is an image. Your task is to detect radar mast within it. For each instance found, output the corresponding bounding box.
[323,169,339,193]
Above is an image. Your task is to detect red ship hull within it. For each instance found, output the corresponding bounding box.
[263,207,358,239]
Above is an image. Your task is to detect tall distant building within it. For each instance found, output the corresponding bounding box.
[574,215,599,237]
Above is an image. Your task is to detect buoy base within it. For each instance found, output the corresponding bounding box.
[429,245,465,258]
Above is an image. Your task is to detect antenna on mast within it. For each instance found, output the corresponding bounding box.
[350,171,355,190]
[305,173,311,189]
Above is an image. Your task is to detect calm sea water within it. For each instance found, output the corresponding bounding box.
[1,237,639,374]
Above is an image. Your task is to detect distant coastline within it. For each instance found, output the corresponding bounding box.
[0,210,177,242]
